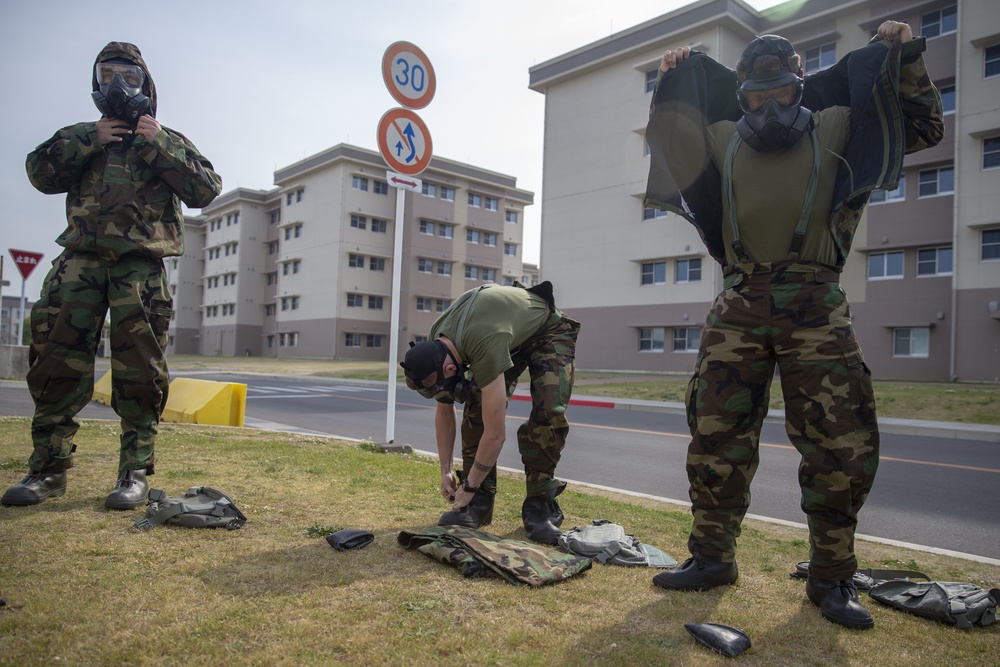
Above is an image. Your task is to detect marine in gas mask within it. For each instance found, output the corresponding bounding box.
[92,59,151,124]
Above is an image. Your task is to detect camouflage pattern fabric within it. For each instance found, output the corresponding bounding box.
[397,526,592,586]
[459,310,580,497]
[27,251,173,475]
[685,261,879,580]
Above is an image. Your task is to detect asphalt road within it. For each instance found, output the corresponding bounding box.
[2,372,998,563]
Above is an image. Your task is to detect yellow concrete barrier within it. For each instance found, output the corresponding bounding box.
[93,370,112,406]
[161,377,247,427]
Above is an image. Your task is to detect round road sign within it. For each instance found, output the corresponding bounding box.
[382,41,436,110]
[377,108,433,176]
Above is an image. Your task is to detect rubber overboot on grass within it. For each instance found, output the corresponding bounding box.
[806,577,874,630]
[438,488,495,528]
[1,472,67,506]
[105,469,149,510]
[653,556,739,591]
[521,486,566,545]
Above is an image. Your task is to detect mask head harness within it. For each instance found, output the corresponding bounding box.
[735,35,812,152]
[401,339,472,404]
[92,58,151,123]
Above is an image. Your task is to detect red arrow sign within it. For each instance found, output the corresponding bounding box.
[9,249,44,280]
[390,176,418,188]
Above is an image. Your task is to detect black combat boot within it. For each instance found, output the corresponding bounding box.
[652,556,739,591]
[806,577,875,630]
[105,469,149,510]
[1,472,67,506]
[438,488,495,529]
[521,486,566,545]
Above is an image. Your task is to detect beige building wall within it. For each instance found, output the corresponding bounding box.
[173,144,532,361]
[530,0,1000,381]
[165,217,205,355]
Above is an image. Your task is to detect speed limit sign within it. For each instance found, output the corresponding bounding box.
[382,41,436,110]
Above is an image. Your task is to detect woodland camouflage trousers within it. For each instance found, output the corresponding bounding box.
[685,261,879,580]
[461,310,580,497]
[26,250,172,475]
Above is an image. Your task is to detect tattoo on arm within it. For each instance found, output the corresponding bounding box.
[473,460,492,473]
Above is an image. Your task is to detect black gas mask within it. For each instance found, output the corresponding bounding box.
[92,60,151,123]
[401,340,473,404]
[736,73,812,152]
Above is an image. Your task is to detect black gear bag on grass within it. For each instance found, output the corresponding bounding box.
[869,580,1000,629]
[134,487,247,531]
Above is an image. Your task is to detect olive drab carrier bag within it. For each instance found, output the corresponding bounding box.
[558,519,676,568]
[134,487,247,531]
[869,580,1000,629]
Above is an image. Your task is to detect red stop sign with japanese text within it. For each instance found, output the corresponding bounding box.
[9,249,44,280]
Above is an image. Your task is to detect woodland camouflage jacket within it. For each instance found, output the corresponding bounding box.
[26,42,222,263]
[645,35,944,267]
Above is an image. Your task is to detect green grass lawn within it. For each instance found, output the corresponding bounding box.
[1,417,997,666]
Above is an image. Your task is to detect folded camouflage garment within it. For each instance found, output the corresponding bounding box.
[398,526,592,587]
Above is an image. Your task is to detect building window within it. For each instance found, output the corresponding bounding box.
[984,137,1000,170]
[347,293,364,308]
[284,224,303,240]
[482,232,497,247]
[416,297,432,312]
[419,220,435,235]
[438,224,453,239]
[265,304,275,316]
[467,229,480,244]
[374,180,389,195]
[286,193,294,205]
[268,241,278,254]
[641,261,667,286]
[673,327,700,352]
[917,247,952,276]
[352,176,368,191]
[502,276,515,286]
[422,182,437,197]
[369,257,386,272]
[418,258,433,273]
[504,243,517,257]
[437,261,452,276]
[351,214,367,230]
[266,272,276,286]
[440,186,455,201]
[870,175,906,203]
[368,296,384,310]
[371,218,387,234]
[868,251,904,280]
[918,166,954,197]
[676,258,702,283]
[505,210,518,224]
[296,188,303,202]
[267,335,274,348]
[485,197,498,211]
[639,327,665,352]
[436,299,451,313]
[987,44,1000,78]
[345,333,362,348]
[468,193,482,208]
[270,211,279,225]
[939,85,955,114]
[893,328,929,357]
[366,335,383,348]
[921,5,957,39]
[645,68,658,93]
[643,207,669,220]
[983,229,1000,261]
[349,253,365,268]
[804,43,836,73]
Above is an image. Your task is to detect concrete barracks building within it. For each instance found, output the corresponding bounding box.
[165,144,532,361]
[530,0,1000,382]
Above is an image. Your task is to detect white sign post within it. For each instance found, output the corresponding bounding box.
[379,42,436,445]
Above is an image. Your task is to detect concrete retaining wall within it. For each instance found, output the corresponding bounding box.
[0,345,30,379]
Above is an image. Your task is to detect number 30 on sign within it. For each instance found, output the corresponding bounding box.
[382,41,436,110]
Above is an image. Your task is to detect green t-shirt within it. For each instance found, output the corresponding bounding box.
[430,285,551,386]
[707,107,851,266]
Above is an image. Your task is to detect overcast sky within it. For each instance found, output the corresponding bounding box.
[0,0,781,302]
